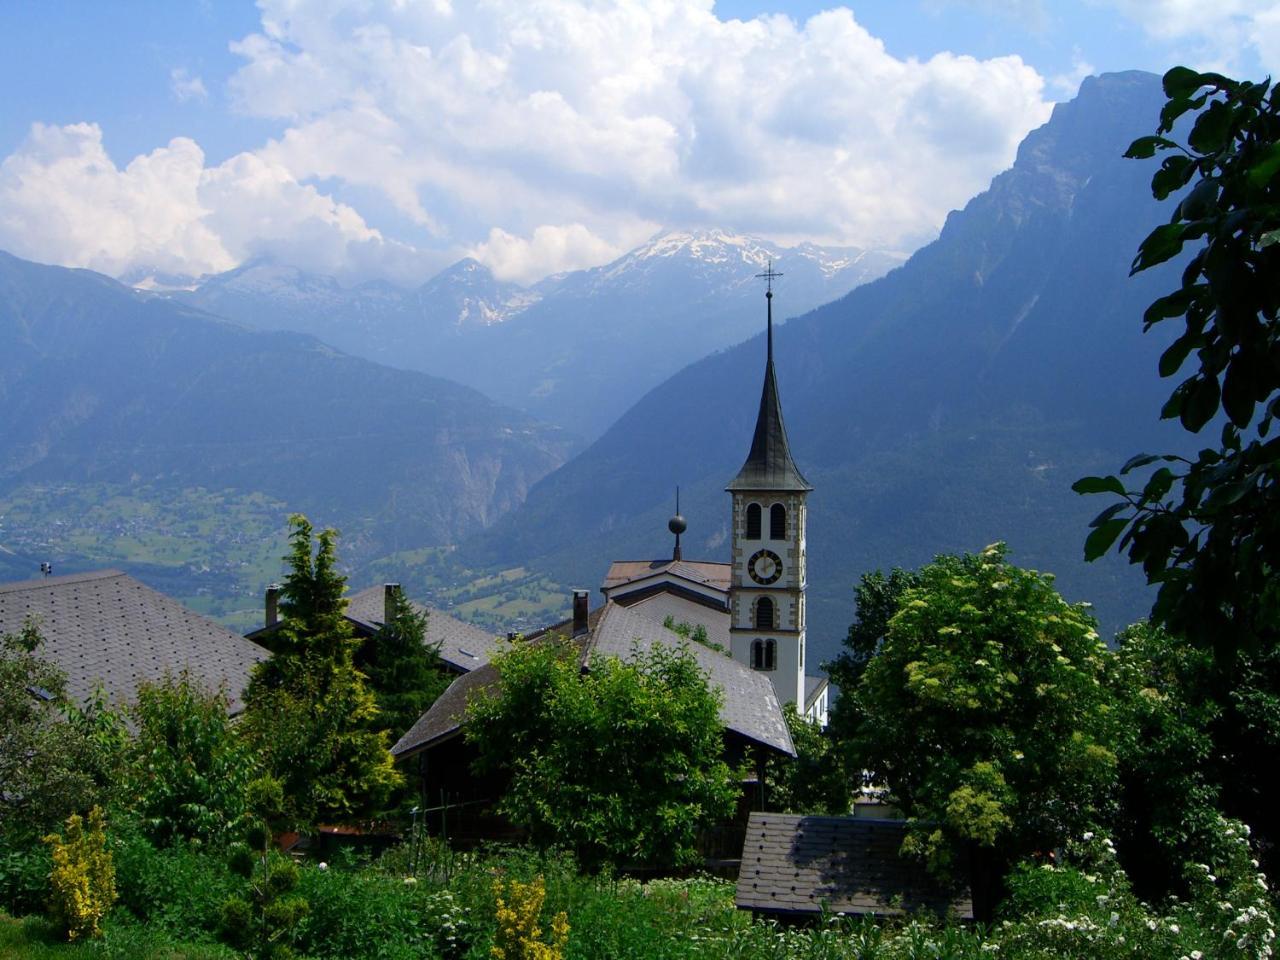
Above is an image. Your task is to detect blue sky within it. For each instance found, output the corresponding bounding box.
[0,1,1274,285]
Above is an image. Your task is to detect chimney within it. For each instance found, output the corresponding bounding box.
[572,589,590,637]
[384,582,401,624]
[265,584,281,628]
[506,631,518,643]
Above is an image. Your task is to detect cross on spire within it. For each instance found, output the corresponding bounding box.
[755,260,783,361]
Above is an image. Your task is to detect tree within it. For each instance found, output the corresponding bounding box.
[0,621,115,839]
[1075,67,1280,664]
[125,671,258,849]
[846,545,1120,920]
[353,588,448,739]
[241,515,400,826]
[1075,66,1280,873]
[465,637,739,870]
[762,704,849,815]
[824,567,922,753]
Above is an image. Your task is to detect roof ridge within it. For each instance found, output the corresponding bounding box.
[0,569,126,595]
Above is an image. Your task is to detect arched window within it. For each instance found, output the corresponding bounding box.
[745,502,762,540]
[770,503,787,540]
[751,639,776,671]
[754,596,775,630]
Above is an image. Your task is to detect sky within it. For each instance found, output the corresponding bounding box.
[0,1,1276,287]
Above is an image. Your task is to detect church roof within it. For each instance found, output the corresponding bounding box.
[735,813,974,919]
[623,591,733,651]
[601,559,731,595]
[391,600,794,760]
[0,569,268,713]
[804,675,829,712]
[726,357,812,493]
[344,585,500,673]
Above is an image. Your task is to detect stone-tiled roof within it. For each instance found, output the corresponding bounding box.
[344,585,500,673]
[623,591,733,651]
[392,600,793,759]
[601,559,731,594]
[735,813,974,919]
[0,569,268,713]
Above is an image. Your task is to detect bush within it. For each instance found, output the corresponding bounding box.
[292,863,425,960]
[111,831,237,939]
[44,807,116,942]
[0,840,52,916]
[491,875,568,960]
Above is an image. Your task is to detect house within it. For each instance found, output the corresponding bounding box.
[246,581,501,677]
[0,569,268,713]
[735,812,974,920]
[390,590,796,847]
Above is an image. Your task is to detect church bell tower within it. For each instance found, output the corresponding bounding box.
[727,264,811,711]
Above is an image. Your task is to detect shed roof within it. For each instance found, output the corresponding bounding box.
[0,569,268,713]
[735,813,973,919]
[392,600,794,759]
[601,559,731,594]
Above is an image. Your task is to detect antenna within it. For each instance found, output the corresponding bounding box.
[755,260,783,361]
[668,486,687,562]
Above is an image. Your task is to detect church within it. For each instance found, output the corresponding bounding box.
[390,270,829,842]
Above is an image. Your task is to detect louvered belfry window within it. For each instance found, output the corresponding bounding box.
[746,502,762,539]
[770,503,787,540]
[751,639,776,671]
[755,596,775,630]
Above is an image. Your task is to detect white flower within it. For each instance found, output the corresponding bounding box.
[1083,831,1095,841]
[1169,924,1180,933]
[319,862,329,871]
[403,876,417,885]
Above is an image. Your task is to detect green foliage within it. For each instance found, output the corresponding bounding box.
[661,616,724,654]
[0,622,115,841]
[1076,67,1280,660]
[763,704,849,814]
[825,568,923,753]
[353,587,449,739]
[241,515,400,826]
[111,831,238,941]
[846,545,1120,914]
[44,807,116,942]
[466,638,738,870]
[491,875,569,960]
[124,672,256,849]
[221,776,307,960]
[1077,65,1280,877]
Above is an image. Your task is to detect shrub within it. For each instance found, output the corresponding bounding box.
[0,839,52,916]
[44,806,116,942]
[112,830,237,939]
[491,875,568,960]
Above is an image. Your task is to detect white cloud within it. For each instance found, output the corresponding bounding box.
[1049,48,1097,97]
[0,122,429,284]
[0,2,1060,283]
[221,1,1055,274]
[170,67,209,103]
[1100,1,1280,74]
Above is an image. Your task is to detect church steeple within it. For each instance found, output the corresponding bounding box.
[727,262,812,493]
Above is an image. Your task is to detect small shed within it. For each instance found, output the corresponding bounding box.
[735,812,974,920]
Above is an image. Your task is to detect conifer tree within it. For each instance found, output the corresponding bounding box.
[242,515,399,826]
[354,587,448,739]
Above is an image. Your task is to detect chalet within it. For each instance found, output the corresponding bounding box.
[247,581,501,677]
[0,569,268,713]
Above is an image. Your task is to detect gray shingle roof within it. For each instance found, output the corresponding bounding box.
[622,592,733,651]
[735,813,974,919]
[804,675,829,712]
[601,559,731,594]
[344,585,500,673]
[0,569,268,714]
[392,600,794,759]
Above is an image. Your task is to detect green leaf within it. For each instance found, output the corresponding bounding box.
[1151,155,1196,200]
[1125,135,1177,159]
[1181,375,1221,432]
[1072,475,1126,496]
[1142,467,1176,501]
[1085,518,1129,561]
[1088,502,1129,527]
[1221,358,1257,428]
[1121,453,1161,473]
[1163,66,1206,99]
[1187,100,1234,154]
[1260,228,1280,249]
[1159,332,1197,377]
[1247,142,1280,188]
[1132,223,1188,273]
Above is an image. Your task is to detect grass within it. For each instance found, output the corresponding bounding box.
[0,912,236,960]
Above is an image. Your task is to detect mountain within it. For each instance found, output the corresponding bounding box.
[457,71,1193,666]
[174,232,902,438]
[0,251,571,595]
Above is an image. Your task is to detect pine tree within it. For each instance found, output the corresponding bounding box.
[354,586,449,739]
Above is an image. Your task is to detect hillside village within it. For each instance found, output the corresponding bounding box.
[1,7,1278,958]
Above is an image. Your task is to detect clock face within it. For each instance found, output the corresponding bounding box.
[748,549,783,585]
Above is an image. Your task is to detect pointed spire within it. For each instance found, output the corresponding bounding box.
[727,268,812,493]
